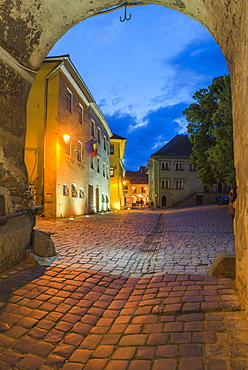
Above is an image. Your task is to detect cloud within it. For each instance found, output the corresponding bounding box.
[173,117,188,134]
[152,136,168,150]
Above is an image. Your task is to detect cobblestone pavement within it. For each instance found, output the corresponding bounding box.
[35,205,235,277]
[1,205,247,370]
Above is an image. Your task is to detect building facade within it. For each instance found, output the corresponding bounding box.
[25,55,111,217]
[109,134,126,210]
[87,104,112,213]
[123,167,149,208]
[147,135,205,208]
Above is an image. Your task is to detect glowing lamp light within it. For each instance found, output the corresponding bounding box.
[63,133,70,144]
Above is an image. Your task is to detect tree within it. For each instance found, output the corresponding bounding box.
[183,75,236,188]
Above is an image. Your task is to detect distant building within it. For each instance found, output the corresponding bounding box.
[109,134,126,210]
[25,55,112,217]
[147,135,205,207]
[123,167,149,208]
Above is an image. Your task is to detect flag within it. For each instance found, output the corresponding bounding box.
[85,138,98,157]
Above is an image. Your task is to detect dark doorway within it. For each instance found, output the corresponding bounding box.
[196,194,203,205]
[161,195,166,207]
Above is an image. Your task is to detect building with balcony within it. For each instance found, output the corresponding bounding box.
[25,55,112,217]
[109,134,126,210]
[147,135,205,207]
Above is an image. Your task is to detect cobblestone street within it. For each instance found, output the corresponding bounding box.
[35,205,235,277]
[1,205,247,370]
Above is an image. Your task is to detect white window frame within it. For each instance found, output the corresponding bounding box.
[78,103,83,124]
[66,88,73,113]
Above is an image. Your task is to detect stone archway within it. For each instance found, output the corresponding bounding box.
[0,0,248,307]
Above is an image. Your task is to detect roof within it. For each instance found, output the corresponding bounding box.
[111,133,126,140]
[151,134,193,157]
[125,170,148,184]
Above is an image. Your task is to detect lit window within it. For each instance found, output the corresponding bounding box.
[132,187,137,194]
[110,166,114,177]
[66,88,72,113]
[141,187,146,193]
[98,128,101,144]
[77,141,82,162]
[110,144,114,155]
[78,104,83,124]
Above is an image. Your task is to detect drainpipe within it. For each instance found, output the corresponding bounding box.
[42,61,64,212]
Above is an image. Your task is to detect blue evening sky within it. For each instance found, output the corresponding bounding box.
[49,4,229,171]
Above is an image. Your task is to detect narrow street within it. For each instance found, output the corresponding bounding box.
[35,205,235,277]
[0,205,247,370]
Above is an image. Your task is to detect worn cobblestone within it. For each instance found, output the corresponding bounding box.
[0,205,246,369]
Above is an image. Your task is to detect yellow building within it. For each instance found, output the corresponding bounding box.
[25,55,111,217]
[109,134,126,210]
[123,167,149,208]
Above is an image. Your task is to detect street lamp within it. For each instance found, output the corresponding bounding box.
[62,133,71,144]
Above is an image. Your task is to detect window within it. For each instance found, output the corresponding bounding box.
[65,140,71,155]
[78,104,83,124]
[132,187,137,194]
[141,186,146,193]
[161,179,170,189]
[175,161,184,171]
[161,161,170,170]
[104,136,107,151]
[107,142,110,155]
[98,128,101,144]
[90,157,94,169]
[91,120,95,137]
[189,163,196,171]
[175,179,184,189]
[66,88,72,113]
[110,166,114,177]
[106,165,109,179]
[77,141,82,162]
[110,144,114,155]
[103,162,106,177]
[97,157,100,173]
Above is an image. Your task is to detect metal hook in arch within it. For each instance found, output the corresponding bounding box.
[120,3,132,22]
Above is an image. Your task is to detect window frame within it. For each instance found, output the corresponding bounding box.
[66,88,73,113]
[78,103,83,125]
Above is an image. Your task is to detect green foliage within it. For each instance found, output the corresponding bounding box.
[183,75,236,187]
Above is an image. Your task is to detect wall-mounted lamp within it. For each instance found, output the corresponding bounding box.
[63,133,71,144]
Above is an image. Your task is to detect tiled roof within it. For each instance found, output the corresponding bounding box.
[152,134,193,157]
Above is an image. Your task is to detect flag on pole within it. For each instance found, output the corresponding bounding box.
[85,138,98,157]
